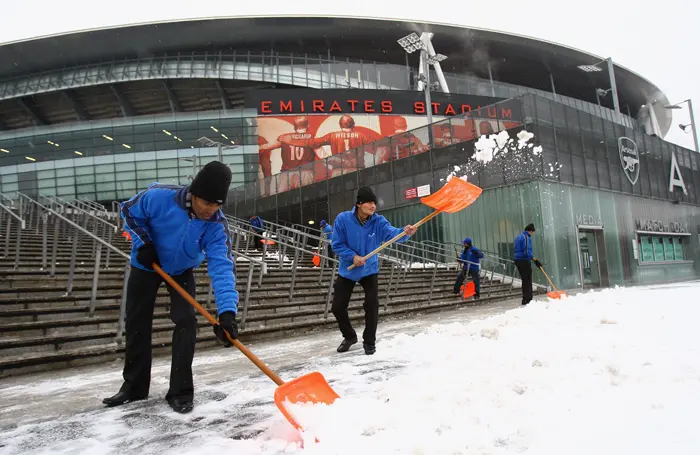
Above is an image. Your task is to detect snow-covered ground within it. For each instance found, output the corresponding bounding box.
[2,283,700,454]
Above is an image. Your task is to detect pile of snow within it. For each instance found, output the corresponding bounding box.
[276,285,700,454]
[4,283,700,454]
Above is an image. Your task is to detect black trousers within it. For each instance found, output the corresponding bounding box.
[515,260,533,305]
[120,266,197,401]
[331,274,379,345]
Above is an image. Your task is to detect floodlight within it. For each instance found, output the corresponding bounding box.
[664,104,682,110]
[680,124,692,132]
[577,64,603,72]
[427,53,447,65]
[397,33,424,53]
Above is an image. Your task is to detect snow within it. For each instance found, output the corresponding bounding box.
[2,283,700,454]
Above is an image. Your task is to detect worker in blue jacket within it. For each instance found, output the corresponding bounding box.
[513,223,541,305]
[249,215,264,250]
[454,238,484,298]
[320,219,334,259]
[103,161,238,414]
[331,187,417,355]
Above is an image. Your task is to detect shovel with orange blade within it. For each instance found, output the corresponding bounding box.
[533,258,568,299]
[348,178,483,270]
[152,263,340,433]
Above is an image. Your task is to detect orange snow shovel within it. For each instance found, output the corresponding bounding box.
[534,259,568,299]
[348,178,483,270]
[152,264,340,432]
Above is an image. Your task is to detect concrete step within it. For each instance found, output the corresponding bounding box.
[0,290,531,378]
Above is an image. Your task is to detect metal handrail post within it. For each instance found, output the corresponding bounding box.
[89,242,103,316]
[50,217,60,277]
[105,228,113,268]
[288,238,301,300]
[384,265,396,311]
[41,211,48,269]
[426,265,438,305]
[240,265,254,329]
[66,229,79,295]
[323,260,338,319]
[13,220,21,269]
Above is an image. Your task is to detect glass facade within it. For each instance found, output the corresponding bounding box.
[234,93,700,289]
[0,111,259,202]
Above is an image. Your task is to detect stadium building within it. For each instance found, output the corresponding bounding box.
[0,16,698,290]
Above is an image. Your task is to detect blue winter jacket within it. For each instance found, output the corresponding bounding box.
[250,216,264,233]
[121,183,238,315]
[332,208,410,281]
[513,231,533,261]
[322,224,333,240]
[460,246,484,271]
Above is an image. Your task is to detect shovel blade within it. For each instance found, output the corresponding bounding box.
[547,291,567,299]
[274,371,340,431]
[462,281,476,299]
[420,178,483,213]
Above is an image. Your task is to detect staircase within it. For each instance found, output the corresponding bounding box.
[0,196,539,378]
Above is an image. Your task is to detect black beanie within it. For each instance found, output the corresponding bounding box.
[190,161,232,204]
[356,186,377,205]
[524,223,536,232]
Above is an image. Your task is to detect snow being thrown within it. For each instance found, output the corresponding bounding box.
[2,283,700,454]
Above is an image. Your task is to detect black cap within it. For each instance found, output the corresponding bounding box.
[190,161,232,204]
[524,223,536,232]
[356,186,377,205]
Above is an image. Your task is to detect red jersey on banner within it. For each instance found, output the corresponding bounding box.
[277,132,317,171]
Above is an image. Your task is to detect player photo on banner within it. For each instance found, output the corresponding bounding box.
[257,111,521,196]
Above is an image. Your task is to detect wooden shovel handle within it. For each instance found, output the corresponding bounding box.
[152,264,285,386]
[533,258,558,292]
[347,210,441,270]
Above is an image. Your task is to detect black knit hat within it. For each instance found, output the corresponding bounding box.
[190,161,232,204]
[356,186,377,205]
[524,223,536,232]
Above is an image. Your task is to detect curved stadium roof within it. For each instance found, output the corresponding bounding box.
[0,15,671,135]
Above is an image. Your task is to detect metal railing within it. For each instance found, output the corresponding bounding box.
[58,200,269,331]
[0,191,25,269]
[228,215,462,312]
[17,193,133,343]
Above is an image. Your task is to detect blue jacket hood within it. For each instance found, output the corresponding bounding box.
[121,183,238,315]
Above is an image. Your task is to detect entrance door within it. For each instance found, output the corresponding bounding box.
[577,227,609,288]
[578,230,601,287]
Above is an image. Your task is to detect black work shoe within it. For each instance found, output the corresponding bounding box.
[337,338,358,353]
[102,391,147,407]
[363,343,376,355]
[167,397,193,414]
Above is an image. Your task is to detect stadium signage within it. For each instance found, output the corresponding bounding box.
[618,137,640,185]
[635,219,689,233]
[246,89,520,120]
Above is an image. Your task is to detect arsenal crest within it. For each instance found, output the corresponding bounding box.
[618,137,640,185]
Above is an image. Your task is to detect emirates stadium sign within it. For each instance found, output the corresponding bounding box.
[245,89,521,120]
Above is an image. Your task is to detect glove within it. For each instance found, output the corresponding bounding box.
[213,311,238,347]
[533,259,543,268]
[136,244,159,270]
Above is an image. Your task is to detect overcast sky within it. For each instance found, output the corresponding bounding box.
[2,0,698,151]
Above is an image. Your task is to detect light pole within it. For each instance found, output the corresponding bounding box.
[197,136,239,163]
[397,32,448,126]
[179,155,199,181]
[578,57,621,121]
[663,99,699,153]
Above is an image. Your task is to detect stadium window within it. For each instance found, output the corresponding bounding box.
[637,234,688,264]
